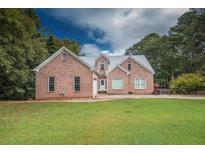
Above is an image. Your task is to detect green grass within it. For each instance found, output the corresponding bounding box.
[0,99,205,144]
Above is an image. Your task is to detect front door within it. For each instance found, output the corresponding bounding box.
[99,79,107,91]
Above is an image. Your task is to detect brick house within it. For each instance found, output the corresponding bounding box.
[33,47,155,100]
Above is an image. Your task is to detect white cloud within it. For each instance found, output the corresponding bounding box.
[80,44,101,56]
[49,8,188,55]
[101,50,110,54]
[81,43,118,56]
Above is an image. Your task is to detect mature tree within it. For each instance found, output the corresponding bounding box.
[22,8,41,29]
[46,35,80,55]
[125,33,181,87]
[0,9,48,99]
[126,9,205,88]
[0,9,80,100]
[169,9,205,73]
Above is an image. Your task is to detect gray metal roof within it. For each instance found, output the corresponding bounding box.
[79,55,155,74]
[33,47,154,74]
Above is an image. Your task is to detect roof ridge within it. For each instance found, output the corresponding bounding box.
[79,55,146,58]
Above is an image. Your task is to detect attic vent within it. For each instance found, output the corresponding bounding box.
[61,53,67,62]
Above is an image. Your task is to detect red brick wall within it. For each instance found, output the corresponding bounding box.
[107,58,154,95]
[120,58,154,94]
[107,67,129,94]
[35,50,93,100]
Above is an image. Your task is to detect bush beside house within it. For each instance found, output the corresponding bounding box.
[170,73,205,94]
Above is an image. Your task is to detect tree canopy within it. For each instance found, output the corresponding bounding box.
[0,9,80,100]
[125,9,205,87]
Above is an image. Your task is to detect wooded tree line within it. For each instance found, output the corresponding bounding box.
[0,9,80,100]
[125,9,205,88]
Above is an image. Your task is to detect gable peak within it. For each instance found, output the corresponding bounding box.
[96,53,110,62]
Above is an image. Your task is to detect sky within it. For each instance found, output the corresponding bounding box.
[36,8,188,56]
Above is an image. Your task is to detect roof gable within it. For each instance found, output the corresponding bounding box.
[33,47,92,72]
[128,56,155,74]
[33,47,155,74]
[109,65,130,75]
[108,56,155,74]
[80,55,155,74]
[95,54,110,62]
[132,56,155,74]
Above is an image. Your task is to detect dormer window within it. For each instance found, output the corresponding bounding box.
[128,63,131,71]
[100,63,105,70]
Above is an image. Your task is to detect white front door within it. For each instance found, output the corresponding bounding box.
[99,79,106,91]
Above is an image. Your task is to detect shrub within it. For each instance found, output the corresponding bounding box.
[170,73,205,94]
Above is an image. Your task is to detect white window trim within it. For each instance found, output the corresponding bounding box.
[48,76,55,92]
[112,79,123,90]
[135,78,146,89]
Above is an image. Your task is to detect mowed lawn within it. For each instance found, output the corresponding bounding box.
[0,99,205,144]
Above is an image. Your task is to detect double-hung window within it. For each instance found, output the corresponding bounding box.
[135,79,146,89]
[112,79,123,89]
[48,76,55,92]
[74,76,80,92]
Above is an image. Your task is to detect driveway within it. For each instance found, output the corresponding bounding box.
[96,94,205,100]
[1,94,205,104]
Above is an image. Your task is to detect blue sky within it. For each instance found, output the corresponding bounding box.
[36,9,188,56]
[36,9,110,51]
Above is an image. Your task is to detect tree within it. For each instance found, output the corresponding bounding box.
[0,9,80,100]
[22,8,41,29]
[125,33,161,56]
[170,73,205,94]
[169,9,205,74]
[125,33,180,87]
[46,35,80,56]
[0,9,48,100]
[126,9,205,87]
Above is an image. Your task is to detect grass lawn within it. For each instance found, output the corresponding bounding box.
[0,99,205,144]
